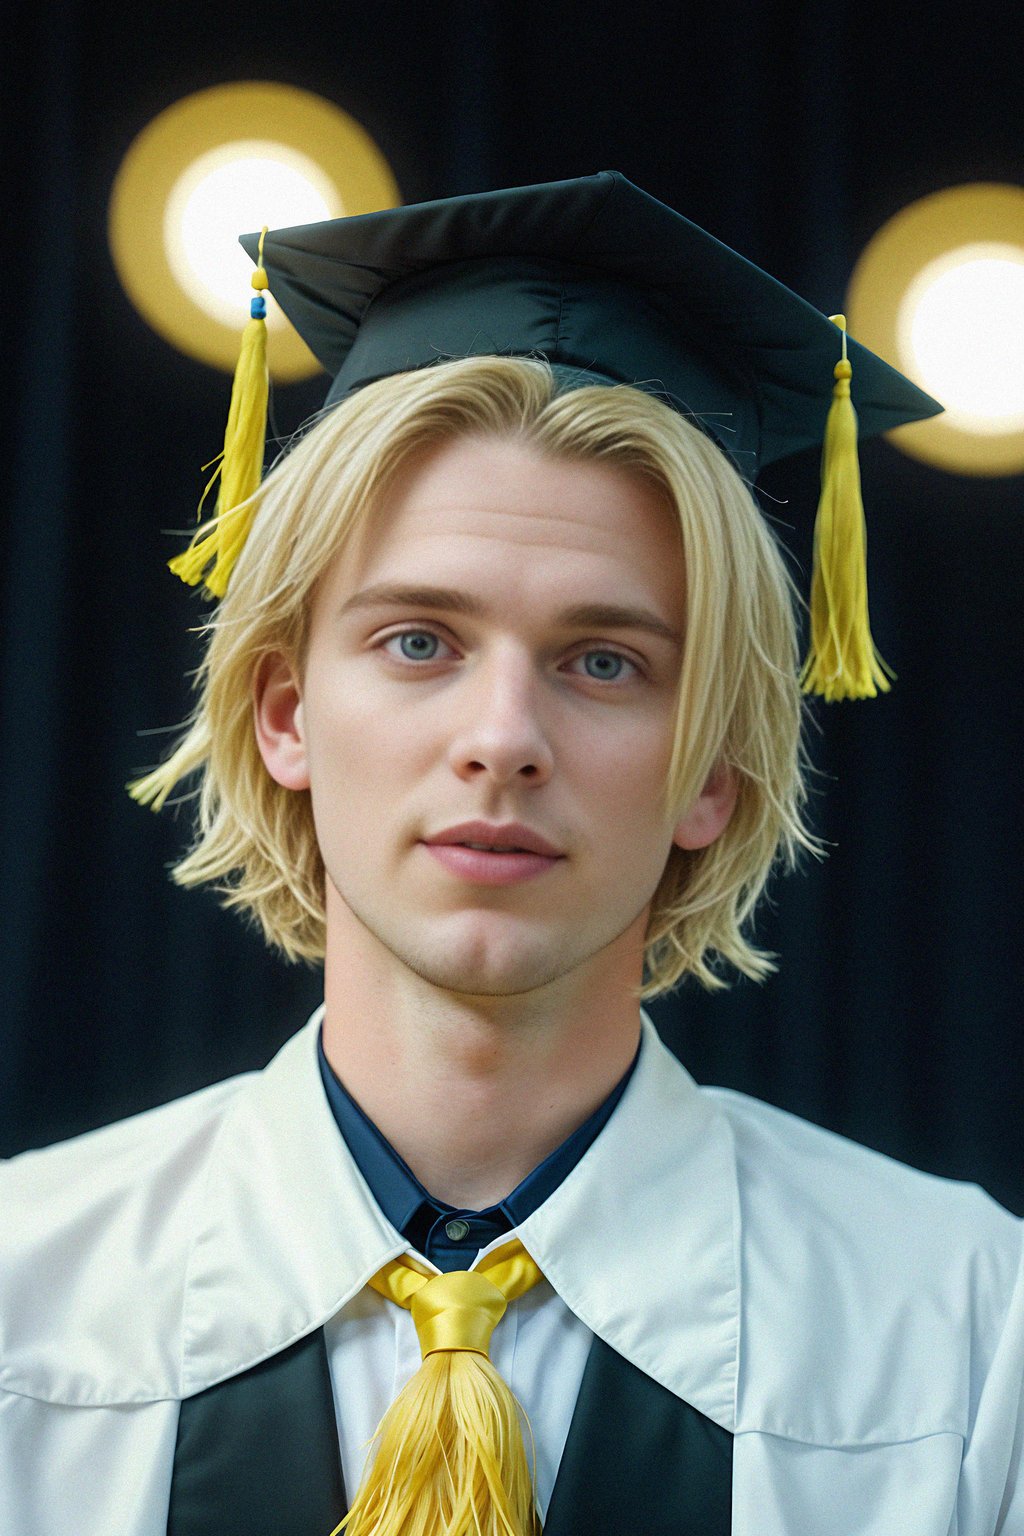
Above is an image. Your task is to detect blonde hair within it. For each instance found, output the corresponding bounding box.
[136,355,817,996]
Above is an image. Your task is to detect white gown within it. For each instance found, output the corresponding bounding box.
[2,1008,1022,1535]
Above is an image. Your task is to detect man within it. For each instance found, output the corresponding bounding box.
[2,173,1021,1535]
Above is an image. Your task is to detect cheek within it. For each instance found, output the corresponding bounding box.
[568,723,674,831]
[303,675,439,793]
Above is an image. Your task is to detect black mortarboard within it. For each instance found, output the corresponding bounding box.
[166,171,942,703]
[238,169,940,477]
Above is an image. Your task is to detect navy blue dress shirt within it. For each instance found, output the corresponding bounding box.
[316,1024,641,1273]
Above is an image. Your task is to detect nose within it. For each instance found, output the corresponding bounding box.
[445,645,554,787]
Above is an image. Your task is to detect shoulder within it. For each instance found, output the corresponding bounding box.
[704,1085,1024,1443]
[709,1083,1018,1252]
[0,1070,255,1405]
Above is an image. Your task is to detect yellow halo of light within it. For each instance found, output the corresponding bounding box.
[109,82,401,379]
[846,183,1024,476]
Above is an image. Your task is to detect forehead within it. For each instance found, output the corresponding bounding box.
[322,435,684,614]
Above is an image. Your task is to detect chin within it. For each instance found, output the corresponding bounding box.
[393,932,582,998]
[329,881,645,998]
[371,911,596,996]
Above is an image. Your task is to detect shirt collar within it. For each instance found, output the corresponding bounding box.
[315,1021,641,1239]
[180,1005,740,1426]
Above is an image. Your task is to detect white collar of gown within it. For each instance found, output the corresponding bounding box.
[7,1003,1021,1535]
[179,1005,739,1425]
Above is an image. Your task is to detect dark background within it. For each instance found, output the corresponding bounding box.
[3,1,1022,1214]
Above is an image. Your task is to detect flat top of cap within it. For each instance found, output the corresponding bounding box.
[240,170,941,470]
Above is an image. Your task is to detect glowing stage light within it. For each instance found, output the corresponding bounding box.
[847,184,1024,476]
[899,245,1024,434]
[165,141,337,329]
[109,83,400,377]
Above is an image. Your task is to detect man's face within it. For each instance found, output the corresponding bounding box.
[255,433,734,999]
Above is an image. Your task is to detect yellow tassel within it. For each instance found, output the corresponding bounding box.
[800,315,893,701]
[333,1350,539,1536]
[168,227,270,599]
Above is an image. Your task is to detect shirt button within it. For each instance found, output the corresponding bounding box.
[445,1218,471,1241]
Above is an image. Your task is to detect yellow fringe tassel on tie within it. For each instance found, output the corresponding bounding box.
[334,1349,539,1536]
[167,226,271,600]
[799,315,893,700]
[332,1248,542,1536]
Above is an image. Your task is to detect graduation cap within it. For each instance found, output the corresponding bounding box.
[167,170,942,701]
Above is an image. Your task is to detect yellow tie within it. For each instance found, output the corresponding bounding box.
[331,1237,545,1536]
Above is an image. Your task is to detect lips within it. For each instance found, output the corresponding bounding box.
[423,820,563,858]
[420,821,565,886]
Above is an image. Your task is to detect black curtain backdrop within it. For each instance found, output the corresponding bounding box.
[2,0,1022,1214]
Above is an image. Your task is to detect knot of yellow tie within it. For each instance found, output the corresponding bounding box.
[367,1238,545,1359]
[333,1238,544,1536]
[413,1269,508,1357]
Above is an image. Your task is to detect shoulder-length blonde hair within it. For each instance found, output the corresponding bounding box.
[134,355,817,997]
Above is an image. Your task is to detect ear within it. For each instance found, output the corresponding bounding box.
[671,760,738,851]
[252,651,310,791]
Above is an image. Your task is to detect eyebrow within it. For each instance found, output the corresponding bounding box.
[337,583,683,648]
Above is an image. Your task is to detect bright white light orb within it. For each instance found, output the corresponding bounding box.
[898,243,1024,434]
[109,83,400,376]
[165,141,338,328]
[846,183,1024,473]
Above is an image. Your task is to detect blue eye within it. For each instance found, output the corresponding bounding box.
[395,631,441,660]
[577,650,632,680]
[399,632,436,657]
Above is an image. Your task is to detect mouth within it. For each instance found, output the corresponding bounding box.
[424,821,564,858]
[419,835,564,886]
[456,841,535,853]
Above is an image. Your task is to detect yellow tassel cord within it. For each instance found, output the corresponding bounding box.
[332,1350,539,1536]
[128,233,269,808]
[799,315,893,700]
[167,226,271,600]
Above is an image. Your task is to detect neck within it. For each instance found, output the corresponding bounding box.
[320,892,644,1210]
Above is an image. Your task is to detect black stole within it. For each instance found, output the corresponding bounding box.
[167,1329,732,1534]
